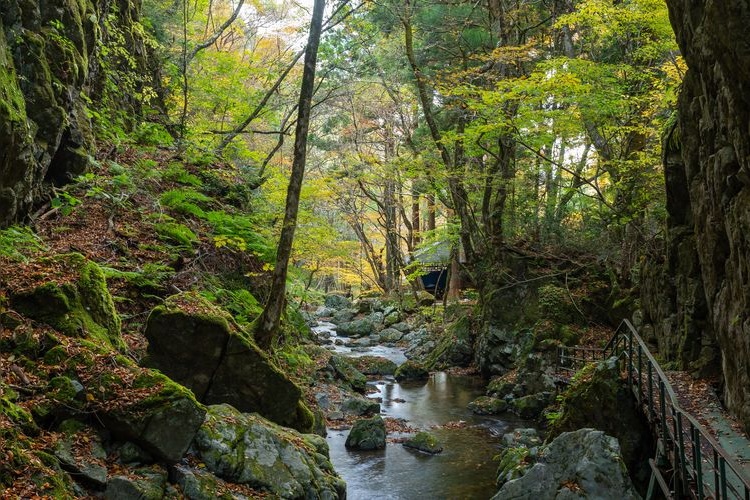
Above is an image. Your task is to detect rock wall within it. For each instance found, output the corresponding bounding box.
[645,1,750,431]
[0,0,152,225]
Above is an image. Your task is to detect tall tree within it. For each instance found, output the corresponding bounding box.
[254,0,326,350]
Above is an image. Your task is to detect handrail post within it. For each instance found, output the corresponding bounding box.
[676,412,687,496]
[627,329,634,386]
[637,344,643,404]
[693,424,703,496]
[648,362,654,421]
[660,381,668,447]
[714,450,721,500]
[720,456,728,499]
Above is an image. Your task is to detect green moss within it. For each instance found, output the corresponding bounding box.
[0,392,37,434]
[154,222,198,248]
[403,431,443,454]
[0,27,27,123]
[10,254,124,351]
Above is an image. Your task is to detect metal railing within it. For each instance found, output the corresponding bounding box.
[558,320,750,499]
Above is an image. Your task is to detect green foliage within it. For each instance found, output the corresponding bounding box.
[160,188,213,217]
[162,162,203,187]
[50,192,82,217]
[101,263,175,292]
[538,284,574,323]
[154,222,198,248]
[202,288,262,327]
[0,226,46,262]
[204,211,274,261]
[134,121,174,146]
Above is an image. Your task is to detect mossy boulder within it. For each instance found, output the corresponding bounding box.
[101,370,206,463]
[9,253,124,350]
[546,357,652,478]
[491,429,640,500]
[105,467,167,500]
[349,355,398,376]
[328,354,367,393]
[509,392,553,420]
[345,415,386,451]
[424,316,475,369]
[31,375,85,423]
[336,317,378,338]
[324,294,352,310]
[193,404,346,499]
[143,292,313,432]
[403,432,443,454]
[468,396,508,415]
[53,422,108,487]
[487,375,516,399]
[394,360,429,382]
[341,396,380,417]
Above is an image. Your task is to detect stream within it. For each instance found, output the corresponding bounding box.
[313,322,528,500]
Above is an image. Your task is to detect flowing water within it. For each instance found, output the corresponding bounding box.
[313,322,528,500]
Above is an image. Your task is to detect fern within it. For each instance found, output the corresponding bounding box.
[160,188,213,218]
[204,211,274,261]
[0,226,46,262]
[154,222,198,248]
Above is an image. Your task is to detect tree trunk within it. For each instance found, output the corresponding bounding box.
[254,0,325,350]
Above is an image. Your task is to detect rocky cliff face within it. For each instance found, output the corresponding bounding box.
[0,0,152,225]
[643,1,750,431]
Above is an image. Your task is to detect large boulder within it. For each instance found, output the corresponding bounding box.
[192,404,346,499]
[475,325,533,377]
[143,293,313,432]
[394,360,429,382]
[324,294,352,310]
[345,416,386,451]
[328,354,367,393]
[101,370,206,463]
[492,429,640,500]
[8,253,124,350]
[336,317,378,338]
[349,355,398,376]
[547,357,652,479]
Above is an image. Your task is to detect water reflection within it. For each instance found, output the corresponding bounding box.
[328,372,526,500]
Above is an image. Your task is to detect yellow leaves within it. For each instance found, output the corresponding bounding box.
[214,235,247,252]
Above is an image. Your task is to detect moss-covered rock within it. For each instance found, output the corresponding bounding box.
[509,392,553,420]
[53,422,108,487]
[394,360,429,382]
[403,431,443,454]
[105,467,167,500]
[345,415,386,451]
[101,370,206,463]
[341,396,380,416]
[491,429,640,500]
[468,396,508,415]
[546,357,652,479]
[349,355,398,376]
[143,292,312,432]
[193,404,346,499]
[424,315,475,369]
[328,354,367,393]
[9,253,124,350]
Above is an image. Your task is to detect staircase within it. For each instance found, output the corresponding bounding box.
[557,320,750,499]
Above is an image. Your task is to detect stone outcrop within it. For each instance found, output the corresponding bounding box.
[192,404,346,499]
[0,0,158,225]
[143,293,313,432]
[8,253,124,350]
[492,429,641,500]
[641,1,750,430]
[345,415,386,450]
[547,358,652,481]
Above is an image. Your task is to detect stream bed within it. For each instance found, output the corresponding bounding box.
[314,322,527,500]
